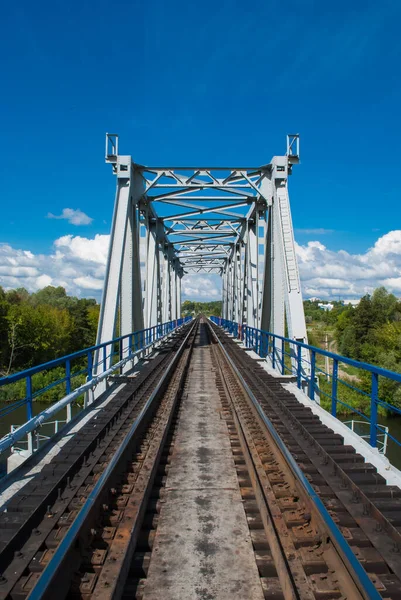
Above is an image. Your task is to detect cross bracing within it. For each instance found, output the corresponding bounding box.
[96,133,308,375]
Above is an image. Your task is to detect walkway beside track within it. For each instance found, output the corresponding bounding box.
[142,323,264,599]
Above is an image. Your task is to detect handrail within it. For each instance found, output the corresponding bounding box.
[211,316,401,453]
[0,320,189,385]
[0,318,191,458]
[210,321,382,600]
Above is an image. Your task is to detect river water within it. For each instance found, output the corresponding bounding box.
[0,401,81,475]
[339,414,401,470]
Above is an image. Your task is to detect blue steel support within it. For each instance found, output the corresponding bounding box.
[65,360,71,396]
[272,336,276,369]
[103,345,107,371]
[332,359,338,418]
[87,351,93,382]
[297,345,302,389]
[26,376,33,420]
[281,339,285,375]
[309,350,316,400]
[370,372,379,448]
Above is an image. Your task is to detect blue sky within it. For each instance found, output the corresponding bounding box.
[1,0,401,300]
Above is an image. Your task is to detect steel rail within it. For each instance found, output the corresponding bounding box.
[208,322,382,600]
[26,319,198,600]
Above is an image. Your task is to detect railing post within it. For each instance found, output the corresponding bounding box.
[281,339,285,375]
[331,359,338,417]
[103,345,107,372]
[309,350,316,400]
[66,360,72,422]
[65,359,71,395]
[26,375,33,420]
[272,336,276,369]
[297,345,302,388]
[87,351,93,382]
[370,372,379,448]
[25,375,33,453]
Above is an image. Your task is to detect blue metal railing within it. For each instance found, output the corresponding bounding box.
[210,316,401,452]
[0,317,191,456]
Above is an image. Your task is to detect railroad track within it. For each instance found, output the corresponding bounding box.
[209,320,401,599]
[1,318,401,598]
[0,320,196,600]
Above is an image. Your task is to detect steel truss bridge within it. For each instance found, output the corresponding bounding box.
[3,135,401,599]
[98,133,308,365]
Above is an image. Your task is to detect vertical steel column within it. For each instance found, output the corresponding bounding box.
[232,243,241,323]
[222,262,228,319]
[144,218,159,328]
[226,252,234,322]
[171,261,177,320]
[96,155,133,373]
[246,216,259,328]
[176,273,182,318]
[120,170,145,372]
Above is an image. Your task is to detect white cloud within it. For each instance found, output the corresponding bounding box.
[296,230,401,299]
[36,274,53,288]
[182,275,221,299]
[1,230,401,303]
[54,234,108,265]
[0,235,109,298]
[47,208,93,226]
[73,276,104,290]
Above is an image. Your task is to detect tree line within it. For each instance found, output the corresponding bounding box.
[1,285,400,413]
[181,300,222,317]
[0,286,99,376]
[304,287,401,371]
[304,288,401,413]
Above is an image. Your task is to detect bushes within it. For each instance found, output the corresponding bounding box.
[0,286,99,378]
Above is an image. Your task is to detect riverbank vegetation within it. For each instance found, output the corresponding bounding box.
[304,287,401,415]
[1,286,400,416]
[181,300,222,317]
[0,286,99,403]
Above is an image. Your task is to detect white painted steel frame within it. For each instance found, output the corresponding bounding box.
[97,134,308,368]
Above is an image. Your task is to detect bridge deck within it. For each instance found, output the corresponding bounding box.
[1,319,401,599]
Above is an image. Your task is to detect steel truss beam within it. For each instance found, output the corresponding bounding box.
[97,134,308,371]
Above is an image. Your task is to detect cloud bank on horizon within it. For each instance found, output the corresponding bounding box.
[1,230,401,302]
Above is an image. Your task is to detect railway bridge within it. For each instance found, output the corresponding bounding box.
[1,136,401,599]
